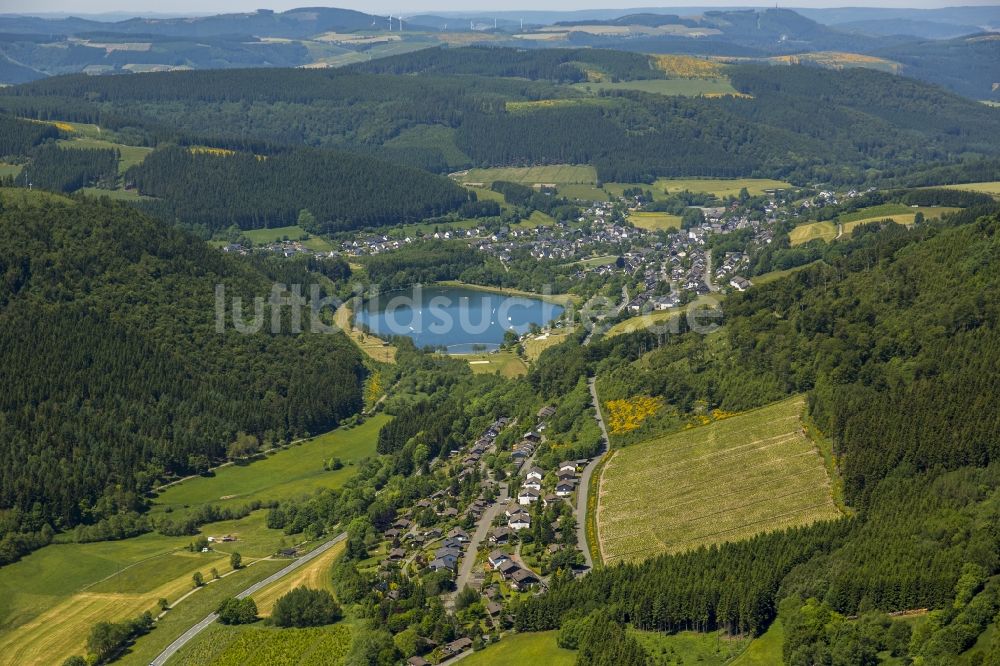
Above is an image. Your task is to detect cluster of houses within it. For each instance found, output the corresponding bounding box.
[221,239,339,260]
[486,549,540,591]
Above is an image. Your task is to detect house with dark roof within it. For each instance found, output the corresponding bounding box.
[510,568,540,590]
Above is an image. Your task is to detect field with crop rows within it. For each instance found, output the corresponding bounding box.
[172,624,351,666]
[596,396,840,563]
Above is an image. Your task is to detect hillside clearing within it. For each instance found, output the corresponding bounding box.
[461,631,575,666]
[789,221,838,245]
[463,351,529,377]
[572,78,740,97]
[153,415,390,516]
[597,396,841,564]
[939,181,1000,196]
[654,178,791,198]
[456,164,597,186]
[239,225,334,252]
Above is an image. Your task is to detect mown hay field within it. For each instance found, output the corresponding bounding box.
[789,221,838,246]
[597,396,840,564]
[458,164,597,185]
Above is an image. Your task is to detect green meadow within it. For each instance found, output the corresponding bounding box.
[462,631,576,666]
[153,414,390,516]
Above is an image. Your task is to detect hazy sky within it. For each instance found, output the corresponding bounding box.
[3,0,995,17]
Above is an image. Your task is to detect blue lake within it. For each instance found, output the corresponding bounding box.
[355,285,565,354]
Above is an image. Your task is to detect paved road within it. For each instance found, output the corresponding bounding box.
[149,532,347,665]
[704,249,719,293]
[575,378,610,570]
[449,483,508,606]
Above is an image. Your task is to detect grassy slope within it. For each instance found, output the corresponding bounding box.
[463,351,529,377]
[153,414,390,517]
[461,631,576,666]
[458,164,597,185]
[731,619,784,666]
[597,396,841,564]
[789,221,838,246]
[630,211,683,230]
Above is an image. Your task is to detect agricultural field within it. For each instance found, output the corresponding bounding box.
[514,209,558,228]
[572,77,740,97]
[464,351,529,377]
[170,623,352,666]
[240,225,334,252]
[522,327,575,361]
[940,181,1000,196]
[841,206,958,234]
[462,631,576,666]
[506,97,614,113]
[629,211,683,230]
[789,220,838,246]
[252,540,345,616]
[654,178,792,198]
[596,396,841,563]
[558,182,609,200]
[0,530,251,665]
[456,164,598,186]
[633,628,751,665]
[153,414,390,517]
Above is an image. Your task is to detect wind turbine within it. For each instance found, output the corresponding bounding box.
[398,16,405,32]
[387,14,393,31]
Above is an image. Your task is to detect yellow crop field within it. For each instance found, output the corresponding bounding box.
[630,211,683,230]
[252,541,345,616]
[597,396,841,564]
[654,178,792,198]
[789,221,838,246]
[941,181,1000,196]
[651,54,724,78]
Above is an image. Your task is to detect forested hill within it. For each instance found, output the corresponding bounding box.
[349,46,664,82]
[519,212,1000,662]
[127,146,475,233]
[4,60,998,186]
[0,194,364,562]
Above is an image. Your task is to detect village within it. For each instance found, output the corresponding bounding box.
[357,406,593,662]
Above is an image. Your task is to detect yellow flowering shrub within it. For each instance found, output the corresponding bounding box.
[606,396,663,434]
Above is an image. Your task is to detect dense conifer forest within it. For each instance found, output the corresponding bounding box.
[127,146,475,233]
[0,197,364,563]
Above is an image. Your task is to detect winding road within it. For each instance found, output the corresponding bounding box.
[575,377,610,570]
[149,531,347,665]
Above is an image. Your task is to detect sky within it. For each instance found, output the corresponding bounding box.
[2,0,996,17]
